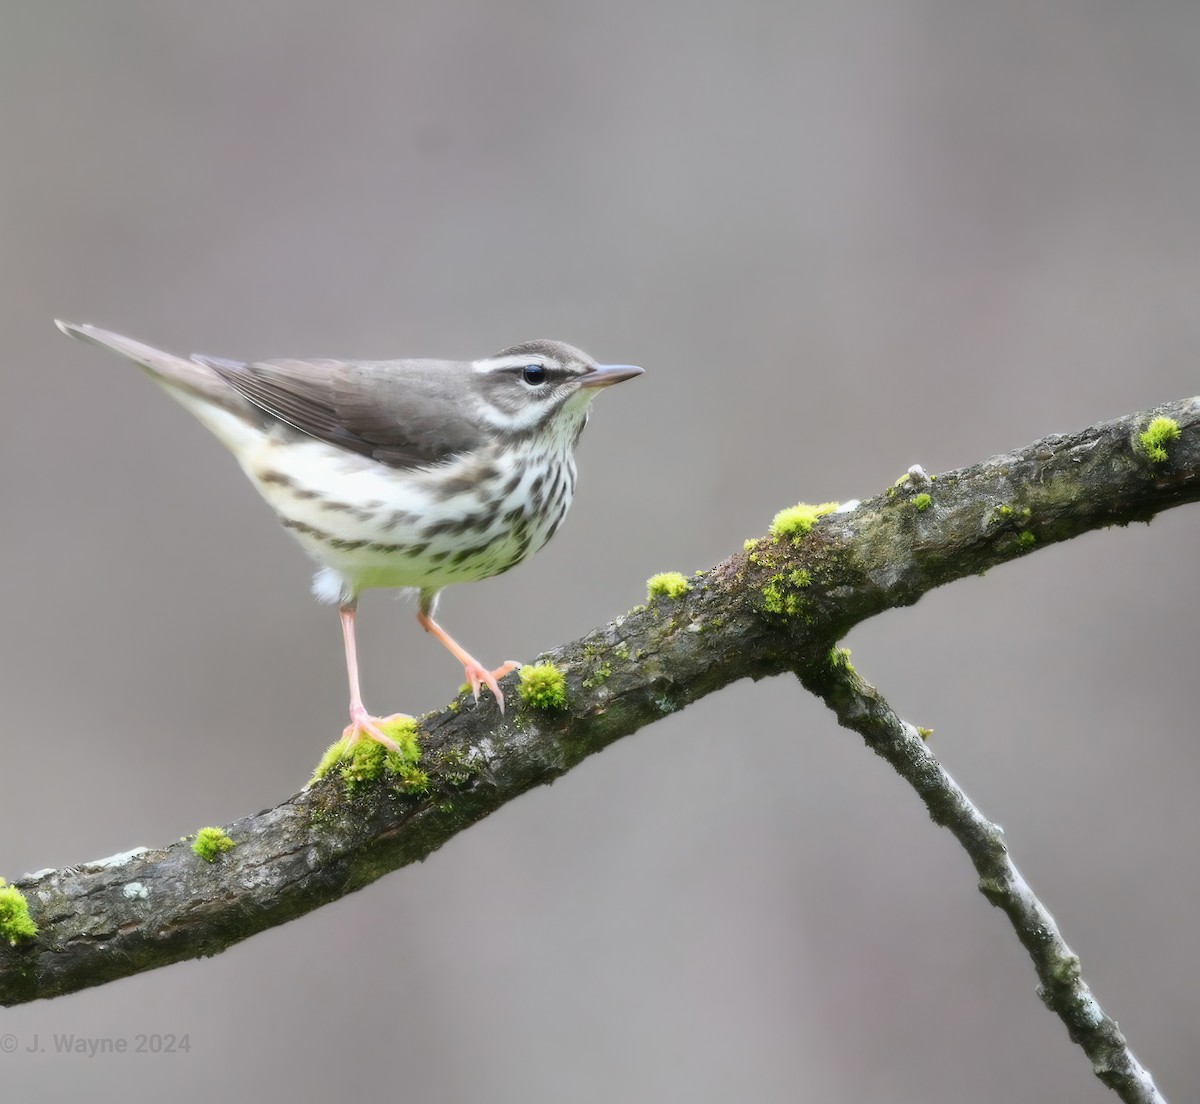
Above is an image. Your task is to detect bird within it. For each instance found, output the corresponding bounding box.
[56,321,643,750]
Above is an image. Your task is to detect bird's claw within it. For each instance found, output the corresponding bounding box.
[464,659,521,712]
[343,707,412,752]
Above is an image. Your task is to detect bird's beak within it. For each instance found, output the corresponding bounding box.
[579,364,645,389]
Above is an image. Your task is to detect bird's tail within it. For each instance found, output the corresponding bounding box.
[55,320,261,456]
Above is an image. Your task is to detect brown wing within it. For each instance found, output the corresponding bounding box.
[193,354,486,469]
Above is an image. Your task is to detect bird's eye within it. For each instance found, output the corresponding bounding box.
[522,364,547,385]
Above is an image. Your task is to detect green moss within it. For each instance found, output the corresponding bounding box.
[828,646,855,673]
[761,566,812,619]
[762,578,799,617]
[581,662,612,689]
[433,745,482,787]
[310,716,423,791]
[991,503,1032,531]
[1018,530,1036,548]
[768,501,840,544]
[312,739,348,782]
[917,727,934,740]
[518,662,569,712]
[912,493,932,512]
[646,572,691,600]
[338,739,410,789]
[1138,416,1181,463]
[396,765,431,794]
[743,538,760,553]
[191,827,236,863]
[579,637,622,688]
[0,879,37,945]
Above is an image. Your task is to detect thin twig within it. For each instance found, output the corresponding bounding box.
[797,652,1167,1104]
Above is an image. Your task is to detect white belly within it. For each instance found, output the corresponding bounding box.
[239,432,575,602]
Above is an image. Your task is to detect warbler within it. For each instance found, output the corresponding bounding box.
[57,321,643,749]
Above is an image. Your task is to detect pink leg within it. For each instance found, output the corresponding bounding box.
[340,603,409,750]
[417,610,519,712]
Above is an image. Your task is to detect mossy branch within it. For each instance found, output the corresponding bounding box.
[4,397,1195,1101]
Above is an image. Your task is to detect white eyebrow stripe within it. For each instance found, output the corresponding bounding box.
[473,354,549,374]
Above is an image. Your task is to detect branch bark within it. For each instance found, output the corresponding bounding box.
[4,396,1196,1100]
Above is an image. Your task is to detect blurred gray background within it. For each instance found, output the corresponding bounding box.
[2,2,1197,1101]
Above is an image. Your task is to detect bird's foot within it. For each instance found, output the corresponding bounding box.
[414,608,519,712]
[343,706,413,752]
[462,659,521,712]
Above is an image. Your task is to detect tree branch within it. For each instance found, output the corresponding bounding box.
[3,397,1194,1099]
[797,653,1167,1104]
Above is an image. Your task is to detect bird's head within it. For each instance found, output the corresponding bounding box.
[472,340,643,438]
